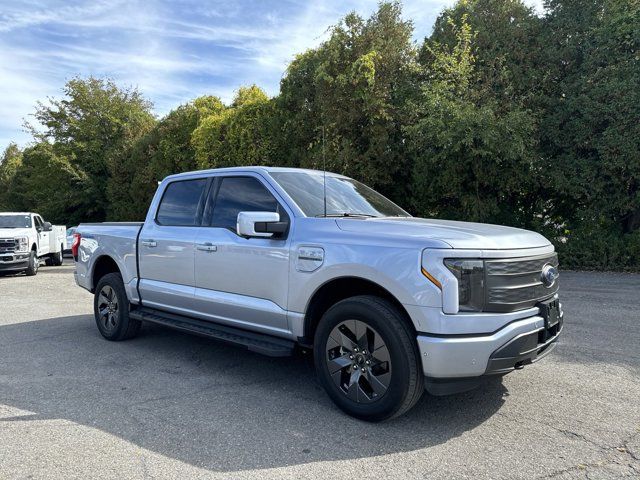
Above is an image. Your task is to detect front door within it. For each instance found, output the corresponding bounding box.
[138,177,209,314]
[193,174,292,336]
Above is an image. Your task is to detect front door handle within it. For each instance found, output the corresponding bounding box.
[196,242,217,252]
[141,239,157,248]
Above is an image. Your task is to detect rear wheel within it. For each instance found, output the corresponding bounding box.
[25,251,38,276]
[94,273,141,341]
[314,295,424,422]
[51,247,63,266]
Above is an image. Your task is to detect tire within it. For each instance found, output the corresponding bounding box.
[51,248,63,266]
[94,272,141,341]
[25,251,38,276]
[314,295,424,422]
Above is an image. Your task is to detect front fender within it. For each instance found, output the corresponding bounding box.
[288,243,444,332]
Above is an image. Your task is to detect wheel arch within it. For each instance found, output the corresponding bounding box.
[91,255,122,292]
[301,276,415,346]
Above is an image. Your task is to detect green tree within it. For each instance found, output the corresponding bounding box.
[279,1,417,200]
[192,86,282,169]
[427,0,543,108]
[409,14,538,225]
[0,143,23,209]
[540,0,640,268]
[30,77,155,221]
[7,143,86,225]
[0,0,637,270]
[123,96,226,220]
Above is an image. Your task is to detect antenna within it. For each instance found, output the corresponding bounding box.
[322,125,327,218]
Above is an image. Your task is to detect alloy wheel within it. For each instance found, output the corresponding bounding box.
[97,285,119,331]
[325,319,392,403]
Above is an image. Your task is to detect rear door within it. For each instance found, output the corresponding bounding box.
[192,174,292,335]
[33,215,50,255]
[138,177,210,314]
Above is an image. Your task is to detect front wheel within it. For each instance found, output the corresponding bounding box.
[314,295,424,422]
[94,273,141,341]
[24,251,38,276]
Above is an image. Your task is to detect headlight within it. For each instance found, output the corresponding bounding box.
[15,236,29,253]
[444,259,485,311]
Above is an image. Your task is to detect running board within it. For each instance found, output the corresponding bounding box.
[129,307,294,357]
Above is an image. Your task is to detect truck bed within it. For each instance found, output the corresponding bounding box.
[74,222,144,300]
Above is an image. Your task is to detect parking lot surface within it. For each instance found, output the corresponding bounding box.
[0,261,639,479]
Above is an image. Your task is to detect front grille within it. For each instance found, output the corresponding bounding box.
[0,238,18,253]
[484,253,559,312]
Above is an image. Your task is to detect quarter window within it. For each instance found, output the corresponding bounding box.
[156,179,207,226]
[211,177,281,231]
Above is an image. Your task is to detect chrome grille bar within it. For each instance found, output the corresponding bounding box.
[0,238,18,253]
[484,253,559,312]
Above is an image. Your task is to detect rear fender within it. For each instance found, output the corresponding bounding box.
[76,236,139,303]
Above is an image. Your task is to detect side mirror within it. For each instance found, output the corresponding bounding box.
[237,212,288,238]
[43,222,53,232]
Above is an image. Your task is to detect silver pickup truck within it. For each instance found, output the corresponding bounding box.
[74,167,563,421]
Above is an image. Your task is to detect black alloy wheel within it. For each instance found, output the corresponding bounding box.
[325,319,391,403]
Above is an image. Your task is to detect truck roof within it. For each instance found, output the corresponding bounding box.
[164,166,347,181]
[0,212,34,216]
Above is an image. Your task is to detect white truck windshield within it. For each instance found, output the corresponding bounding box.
[0,215,32,228]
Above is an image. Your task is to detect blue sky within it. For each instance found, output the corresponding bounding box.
[0,0,543,152]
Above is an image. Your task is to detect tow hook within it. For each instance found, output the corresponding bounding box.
[514,361,525,370]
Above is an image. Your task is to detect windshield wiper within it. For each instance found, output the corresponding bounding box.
[315,213,378,218]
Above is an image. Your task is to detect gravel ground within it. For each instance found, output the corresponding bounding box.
[0,260,638,479]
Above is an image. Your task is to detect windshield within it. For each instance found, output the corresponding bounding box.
[270,172,410,218]
[66,227,76,236]
[0,215,32,228]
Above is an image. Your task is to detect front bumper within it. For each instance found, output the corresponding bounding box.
[0,253,30,271]
[417,310,563,382]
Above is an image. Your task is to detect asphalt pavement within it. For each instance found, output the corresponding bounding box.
[0,260,638,479]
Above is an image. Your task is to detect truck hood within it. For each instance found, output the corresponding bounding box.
[0,228,32,238]
[335,217,551,250]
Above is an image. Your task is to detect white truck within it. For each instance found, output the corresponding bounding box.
[74,167,562,421]
[0,212,66,275]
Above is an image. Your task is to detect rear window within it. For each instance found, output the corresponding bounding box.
[156,179,207,226]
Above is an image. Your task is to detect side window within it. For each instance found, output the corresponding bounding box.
[211,177,282,231]
[156,179,207,226]
[34,216,43,229]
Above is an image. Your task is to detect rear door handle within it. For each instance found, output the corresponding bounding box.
[141,239,157,248]
[196,242,217,252]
